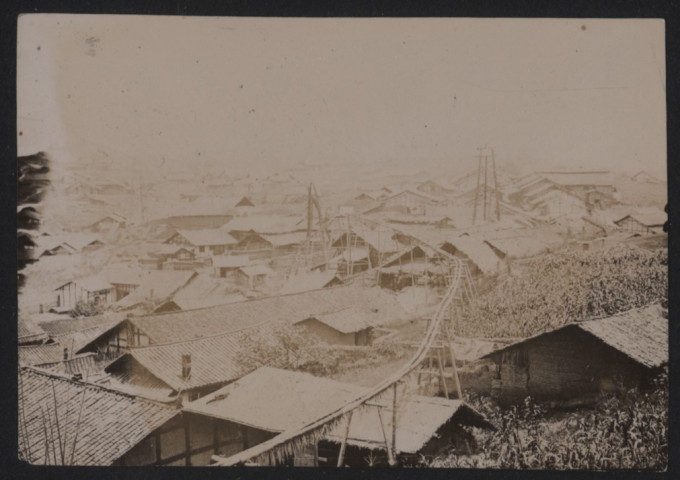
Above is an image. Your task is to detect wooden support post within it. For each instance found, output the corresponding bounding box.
[376,406,395,466]
[183,413,192,466]
[336,411,353,467]
[444,320,463,399]
[390,383,398,466]
[436,348,449,399]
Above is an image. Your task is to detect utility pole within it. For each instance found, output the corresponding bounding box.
[472,147,502,224]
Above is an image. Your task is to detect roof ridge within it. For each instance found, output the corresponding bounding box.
[127,320,268,348]
[131,282,359,319]
[20,366,178,408]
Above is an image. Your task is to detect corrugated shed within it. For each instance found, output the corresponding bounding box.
[107,332,244,392]
[18,367,178,465]
[128,284,408,344]
[184,367,365,432]
[325,395,490,453]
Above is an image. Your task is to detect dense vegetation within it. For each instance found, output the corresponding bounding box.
[430,369,668,470]
[458,244,667,338]
[233,323,408,377]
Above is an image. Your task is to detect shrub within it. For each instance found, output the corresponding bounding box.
[429,369,668,470]
[458,245,667,338]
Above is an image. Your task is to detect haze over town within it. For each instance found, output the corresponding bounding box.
[17,16,667,470]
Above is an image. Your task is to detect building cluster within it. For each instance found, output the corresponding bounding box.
[18,162,667,466]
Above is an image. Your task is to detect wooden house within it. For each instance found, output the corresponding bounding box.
[234,196,255,208]
[537,171,617,196]
[479,304,667,406]
[164,229,238,256]
[89,214,127,233]
[78,284,408,359]
[439,236,503,276]
[112,270,199,312]
[19,367,179,466]
[367,190,441,216]
[294,306,375,346]
[615,211,666,234]
[54,276,114,312]
[235,264,274,290]
[526,186,586,219]
[212,254,255,278]
[415,179,455,197]
[103,332,246,402]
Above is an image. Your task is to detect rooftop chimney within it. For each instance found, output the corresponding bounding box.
[63,347,69,361]
[181,354,191,380]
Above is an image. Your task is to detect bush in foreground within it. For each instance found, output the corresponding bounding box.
[429,370,668,470]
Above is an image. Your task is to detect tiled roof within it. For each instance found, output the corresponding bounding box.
[222,215,305,234]
[279,271,339,295]
[18,367,178,465]
[126,284,408,344]
[482,304,668,369]
[38,313,124,337]
[106,331,244,392]
[18,316,48,345]
[539,171,614,187]
[174,229,238,246]
[579,305,668,368]
[260,231,307,247]
[18,343,64,366]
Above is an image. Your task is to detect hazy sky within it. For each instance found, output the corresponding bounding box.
[17,16,666,178]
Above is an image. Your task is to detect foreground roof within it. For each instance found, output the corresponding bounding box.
[106,331,244,392]
[186,367,491,453]
[18,367,178,465]
[325,395,491,453]
[482,304,668,369]
[184,367,366,432]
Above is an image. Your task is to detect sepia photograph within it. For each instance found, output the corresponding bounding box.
[16,15,668,469]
